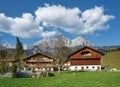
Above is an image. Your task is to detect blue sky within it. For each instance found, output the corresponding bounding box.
[0,0,120,47]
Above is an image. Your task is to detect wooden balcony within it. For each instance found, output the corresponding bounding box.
[25,64,53,68]
[26,60,53,63]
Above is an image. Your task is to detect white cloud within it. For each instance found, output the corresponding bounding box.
[41,31,59,38]
[81,6,114,34]
[0,13,13,32]
[36,5,114,35]
[0,13,43,38]
[23,44,29,50]
[0,4,114,38]
[35,4,84,34]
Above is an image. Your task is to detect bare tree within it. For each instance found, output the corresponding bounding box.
[53,35,70,73]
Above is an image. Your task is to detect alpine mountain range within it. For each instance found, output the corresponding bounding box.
[1,36,120,55]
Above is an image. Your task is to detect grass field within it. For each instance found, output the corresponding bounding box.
[101,51,120,69]
[0,71,120,87]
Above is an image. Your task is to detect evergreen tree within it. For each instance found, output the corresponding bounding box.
[10,64,17,77]
[4,49,10,58]
[14,37,24,61]
[0,50,6,59]
[0,62,8,77]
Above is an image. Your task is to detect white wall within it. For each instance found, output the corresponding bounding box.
[70,65,101,71]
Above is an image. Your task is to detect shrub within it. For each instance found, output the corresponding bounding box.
[48,73,55,77]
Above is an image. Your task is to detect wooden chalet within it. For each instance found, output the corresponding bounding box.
[22,53,54,71]
[0,59,16,66]
[68,46,104,71]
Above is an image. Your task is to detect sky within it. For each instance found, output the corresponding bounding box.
[0,0,120,47]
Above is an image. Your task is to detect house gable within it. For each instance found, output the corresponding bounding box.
[22,53,54,68]
[23,53,53,61]
[69,46,104,59]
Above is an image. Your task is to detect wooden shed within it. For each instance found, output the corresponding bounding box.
[68,46,104,71]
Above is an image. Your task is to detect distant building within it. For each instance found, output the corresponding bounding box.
[68,46,104,71]
[0,59,16,66]
[22,53,54,72]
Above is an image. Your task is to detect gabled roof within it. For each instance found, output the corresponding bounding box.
[0,59,16,62]
[22,52,54,60]
[68,46,105,57]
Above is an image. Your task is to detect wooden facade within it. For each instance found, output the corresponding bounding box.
[68,46,104,71]
[71,58,100,65]
[22,53,54,71]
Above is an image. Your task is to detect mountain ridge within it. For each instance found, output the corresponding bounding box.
[1,36,120,56]
[33,36,93,47]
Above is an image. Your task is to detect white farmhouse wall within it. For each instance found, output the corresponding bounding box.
[70,65,101,71]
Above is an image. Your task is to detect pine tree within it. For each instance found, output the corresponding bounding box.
[4,49,10,58]
[0,50,6,59]
[14,37,24,61]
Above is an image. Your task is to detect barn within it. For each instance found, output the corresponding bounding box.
[68,46,104,71]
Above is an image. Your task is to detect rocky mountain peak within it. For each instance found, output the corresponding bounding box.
[70,36,93,47]
[33,36,93,47]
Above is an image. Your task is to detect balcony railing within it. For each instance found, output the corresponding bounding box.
[25,64,53,68]
[26,60,53,62]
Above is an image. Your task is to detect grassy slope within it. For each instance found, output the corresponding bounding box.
[101,51,120,69]
[0,72,120,87]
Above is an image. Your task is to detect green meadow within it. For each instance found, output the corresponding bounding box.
[102,51,120,69]
[0,71,120,87]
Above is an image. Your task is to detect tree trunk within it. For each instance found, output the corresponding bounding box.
[58,65,61,74]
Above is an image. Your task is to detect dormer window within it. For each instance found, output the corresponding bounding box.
[35,57,38,60]
[31,57,34,60]
[81,51,91,58]
[43,57,47,60]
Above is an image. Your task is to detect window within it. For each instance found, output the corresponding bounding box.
[75,67,78,71]
[35,57,38,60]
[81,51,91,58]
[43,57,47,60]
[75,67,77,69]
[86,66,89,69]
[31,57,34,60]
[92,66,95,68]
